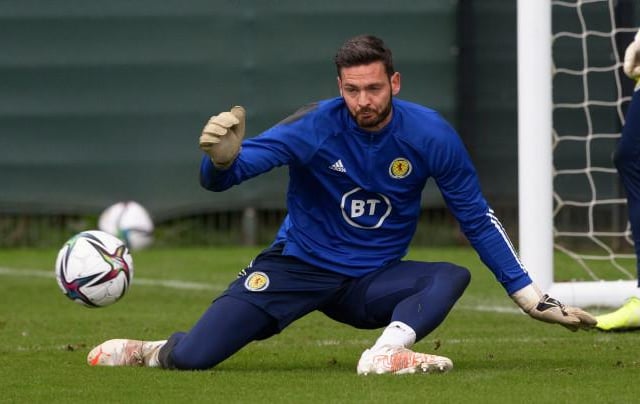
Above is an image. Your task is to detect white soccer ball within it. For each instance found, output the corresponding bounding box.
[98,201,154,250]
[55,230,134,307]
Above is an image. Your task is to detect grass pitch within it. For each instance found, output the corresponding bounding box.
[0,246,638,403]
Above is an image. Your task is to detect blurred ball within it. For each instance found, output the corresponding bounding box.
[98,201,154,250]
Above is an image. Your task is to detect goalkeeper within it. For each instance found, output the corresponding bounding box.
[87,34,596,374]
[595,29,640,331]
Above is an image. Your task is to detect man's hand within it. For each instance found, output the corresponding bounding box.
[510,283,597,331]
[624,29,640,88]
[199,106,246,169]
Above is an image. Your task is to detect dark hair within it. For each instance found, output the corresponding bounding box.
[334,35,394,77]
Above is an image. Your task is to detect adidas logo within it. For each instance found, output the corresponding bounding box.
[329,159,347,173]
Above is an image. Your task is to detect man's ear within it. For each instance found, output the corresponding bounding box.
[391,72,401,96]
[337,76,343,96]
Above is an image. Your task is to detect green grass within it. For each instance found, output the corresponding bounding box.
[1,246,639,403]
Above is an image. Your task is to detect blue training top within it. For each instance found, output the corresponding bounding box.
[200,97,532,294]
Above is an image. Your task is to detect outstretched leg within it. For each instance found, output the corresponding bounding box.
[159,295,278,369]
[88,296,278,370]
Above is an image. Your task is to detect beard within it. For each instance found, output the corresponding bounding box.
[352,97,393,130]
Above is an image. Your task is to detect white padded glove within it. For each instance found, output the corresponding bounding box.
[510,283,597,331]
[199,106,246,169]
[623,29,640,90]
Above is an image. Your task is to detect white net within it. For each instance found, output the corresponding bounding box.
[552,0,637,282]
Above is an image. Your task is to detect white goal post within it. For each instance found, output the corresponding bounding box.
[517,0,639,307]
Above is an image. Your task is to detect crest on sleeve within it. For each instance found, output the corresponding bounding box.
[389,158,412,179]
[244,271,270,292]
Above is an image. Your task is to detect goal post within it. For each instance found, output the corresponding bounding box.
[517,0,639,307]
[517,0,554,292]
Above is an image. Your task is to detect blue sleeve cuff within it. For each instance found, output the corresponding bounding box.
[503,272,533,296]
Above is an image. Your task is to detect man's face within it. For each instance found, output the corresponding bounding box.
[337,61,401,131]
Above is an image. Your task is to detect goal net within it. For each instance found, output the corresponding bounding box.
[518,0,638,307]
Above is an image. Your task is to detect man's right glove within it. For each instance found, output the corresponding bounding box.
[510,283,597,331]
[199,106,246,169]
[623,29,640,90]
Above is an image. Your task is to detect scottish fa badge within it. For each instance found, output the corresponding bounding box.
[389,157,412,179]
[244,271,270,291]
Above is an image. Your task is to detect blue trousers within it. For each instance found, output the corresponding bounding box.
[614,90,640,284]
[158,244,470,370]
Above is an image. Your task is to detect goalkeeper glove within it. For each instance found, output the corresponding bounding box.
[199,106,246,169]
[623,29,640,91]
[510,283,597,331]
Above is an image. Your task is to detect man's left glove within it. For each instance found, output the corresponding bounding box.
[510,283,597,331]
[623,29,640,90]
[199,106,246,169]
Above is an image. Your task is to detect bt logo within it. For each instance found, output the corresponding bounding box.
[340,187,392,229]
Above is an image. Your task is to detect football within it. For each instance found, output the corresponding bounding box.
[55,230,134,307]
[98,200,154,250]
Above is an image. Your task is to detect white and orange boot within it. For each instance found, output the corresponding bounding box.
[87,339,166,367]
